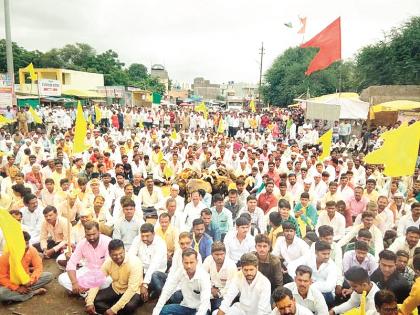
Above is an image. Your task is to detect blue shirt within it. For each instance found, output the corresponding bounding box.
[192,233,213,260]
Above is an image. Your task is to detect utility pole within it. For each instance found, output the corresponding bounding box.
[4,0,14,84]
[258,42,265,106]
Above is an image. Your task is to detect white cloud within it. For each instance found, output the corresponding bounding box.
[1,0,419,84]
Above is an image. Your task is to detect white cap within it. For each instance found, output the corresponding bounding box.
[171,184,180,190]
[303,178,312,184]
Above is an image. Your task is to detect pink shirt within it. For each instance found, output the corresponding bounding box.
[346,196,369,226]
[66,234,111,271]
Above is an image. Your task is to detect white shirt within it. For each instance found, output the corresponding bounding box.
[169,248,202,276]
[272,236,310,265]
[220,271,272,315]
[337,224,384,259]
[284,282,329,315]
[128,235,167,284]
[238,207,266,233]
[397,214,420,237]
[202,255,237,297]
[112,195,143,222]
[224,230,256,263]
[20,206,44,243]
[315,211,346,241]
[271,304,313,315]
[376,208,395,235]
[183,201,207,230]
[333,283,380,315]
[153,266,211,315]
[288,254,338,293]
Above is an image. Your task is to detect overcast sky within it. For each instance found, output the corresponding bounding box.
[1,0,419,85]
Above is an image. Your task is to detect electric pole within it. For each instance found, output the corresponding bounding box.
[4,0,14,84]
[258,42,265,106]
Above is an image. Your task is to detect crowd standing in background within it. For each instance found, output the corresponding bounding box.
[0,103,419,315]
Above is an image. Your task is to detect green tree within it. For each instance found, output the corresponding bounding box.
[261,46,355,106]
[354,16,420,90]
[127,63,148,81]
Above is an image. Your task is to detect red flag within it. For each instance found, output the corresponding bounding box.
[297,16,307,34]
[301,17,341,75]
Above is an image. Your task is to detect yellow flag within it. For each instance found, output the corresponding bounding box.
[139,120,144,130]
[95,105,102,123]
[364,122,420,177]
[170,129,177,140]
[24,63,38,82]
[157,150,164,163]
[195,102,206,113]
[88,115,94,130]
[73,102,88,154]
[0,209,30,285]
[29,106,42,124]
[360,290,366,315]
[217,118,225,133]
[164,165,173,179]
[250,99,256,113]
[0,115,14,124]
[318,129,333,161]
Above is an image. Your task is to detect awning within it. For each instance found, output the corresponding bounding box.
[62,89,105,98]
[370,100,420,113]
[41,96,75,102]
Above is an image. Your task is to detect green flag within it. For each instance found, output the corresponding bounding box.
[152,92,162,104]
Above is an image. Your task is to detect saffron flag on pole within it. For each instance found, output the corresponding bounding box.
[298,16,307,34]
[364,122,420,177]
[301,17,341,75]
[318,129,333,161]
[95,105,102,123]
[73,101,88,154]
[249,99,256,113]
[29,106,42,124]
[0,209,30,285]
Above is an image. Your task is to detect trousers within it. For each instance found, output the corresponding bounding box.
[93,286,142,315]
[0,272,53,302]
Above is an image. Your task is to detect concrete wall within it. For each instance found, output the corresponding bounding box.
[360,85,420,104]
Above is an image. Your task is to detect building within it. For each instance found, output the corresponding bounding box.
[192,77,220,100]
[150,64,169,93]
[220,81,258,100]
[17,68,104,96]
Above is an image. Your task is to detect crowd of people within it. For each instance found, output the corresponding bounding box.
[0,103,419,315]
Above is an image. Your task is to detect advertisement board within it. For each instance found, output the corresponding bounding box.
[39,79,61,96]
[0,73,13,108]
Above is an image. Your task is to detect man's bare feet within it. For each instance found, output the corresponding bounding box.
[32,288,47,296]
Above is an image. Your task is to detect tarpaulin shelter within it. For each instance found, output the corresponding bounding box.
[296,92,369,121]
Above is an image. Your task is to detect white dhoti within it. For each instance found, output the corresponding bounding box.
[58,266,112,292]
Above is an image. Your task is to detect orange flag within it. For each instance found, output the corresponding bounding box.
[301,17,341,75]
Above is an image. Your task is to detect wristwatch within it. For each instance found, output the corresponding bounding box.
[142,283,149,289]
